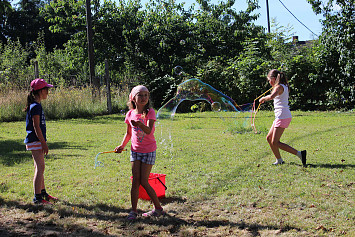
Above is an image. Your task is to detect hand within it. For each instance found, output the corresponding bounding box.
[42,142,49,155]
[259,97,266,104]
[114,145,125,153]
[131,120,143,127]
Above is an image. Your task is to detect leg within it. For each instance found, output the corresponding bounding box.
[32,150,45,195]
[131,161,141,213]
[266,123,281,159]
[140,163,162,210]
[271,127,298,156]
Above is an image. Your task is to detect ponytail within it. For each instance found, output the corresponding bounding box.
[24,90,39,112]
[268,69,289,88]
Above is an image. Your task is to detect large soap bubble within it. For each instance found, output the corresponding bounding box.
[155,79,254,167]
[219,14,235,27]
[157,78,244,119]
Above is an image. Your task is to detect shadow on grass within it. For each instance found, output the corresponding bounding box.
[0,139,86,166]
[0,139,28,166]
[0,196,301,236]
[0,197,111,237]
[287,161,355,169]
[160,195,187,205]
[129,212,299,236]
[272,160,355,170]
[305,163,355,169]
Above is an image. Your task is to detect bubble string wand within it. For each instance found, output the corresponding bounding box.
[94,150,127,169]
[251,87,273,133]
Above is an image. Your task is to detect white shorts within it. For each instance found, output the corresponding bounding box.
[26,141,42,151]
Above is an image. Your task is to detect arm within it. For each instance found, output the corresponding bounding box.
[131,119,155,134]
[32,115,49,155]
[259,85,284,104]
[115,124,132,153]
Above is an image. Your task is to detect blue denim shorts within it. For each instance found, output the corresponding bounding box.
[130,150,156,165]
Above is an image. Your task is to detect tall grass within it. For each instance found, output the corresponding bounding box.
[0,89,26,122]
[0,87,129,122]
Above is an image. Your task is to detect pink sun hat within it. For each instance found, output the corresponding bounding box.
[30,78,53,91]
[129,85,149,101]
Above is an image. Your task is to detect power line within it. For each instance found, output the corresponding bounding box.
[277,0,319,37]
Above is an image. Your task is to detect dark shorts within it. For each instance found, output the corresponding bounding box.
[130,150,156,165]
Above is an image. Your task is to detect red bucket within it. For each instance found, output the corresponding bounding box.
[130,173,167,200]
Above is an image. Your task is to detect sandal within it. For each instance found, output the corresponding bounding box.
[126,211,138,220]
[142,208,165,217]
[44,194,58,202]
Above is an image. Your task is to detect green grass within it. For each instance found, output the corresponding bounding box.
[0,111,354,236]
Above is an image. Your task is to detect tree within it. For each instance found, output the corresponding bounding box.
[193,0,267,103]
[0,0,12,43]
[307,0,355,109]
[0,0,11,15]
[5,1,68,51]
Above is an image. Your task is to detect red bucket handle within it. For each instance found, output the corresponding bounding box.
[157,177,167,190]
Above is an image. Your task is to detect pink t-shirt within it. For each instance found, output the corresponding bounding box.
[125,109,157,153]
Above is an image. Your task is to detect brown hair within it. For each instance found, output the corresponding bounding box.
[24,89,40,112]
[127,99,152,118]
[268,69,289,87]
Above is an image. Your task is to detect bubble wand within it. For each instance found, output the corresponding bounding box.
[94,150,127,169]
[251,87,273,133]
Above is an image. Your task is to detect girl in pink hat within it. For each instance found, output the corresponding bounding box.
[24,79,57,205]
[115,85,164,220]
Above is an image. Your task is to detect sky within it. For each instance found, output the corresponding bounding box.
[10,0,325,41]
[143,0,325,41]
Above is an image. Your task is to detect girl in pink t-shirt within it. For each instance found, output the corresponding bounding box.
[115,85,164,220]
[259,69,306,166]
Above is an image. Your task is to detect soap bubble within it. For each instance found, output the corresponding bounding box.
[219,14,235,27]
[156,78,254,135]
[155,78,255,169]
[157,78,244,119]
[173,66,183,75]
[180,39,186,45]
[155,121,174,159]
[211,102,221,112]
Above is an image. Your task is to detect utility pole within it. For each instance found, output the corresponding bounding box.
[85,0,99,96]
[266,0,271,33]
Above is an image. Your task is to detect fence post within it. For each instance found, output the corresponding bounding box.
[34,60,39,78]
[105,59,112,114]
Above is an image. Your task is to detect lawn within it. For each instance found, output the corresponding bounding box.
[0,111,354,236]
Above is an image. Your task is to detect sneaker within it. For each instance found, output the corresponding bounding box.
[44,194,58,202]
[301,150,307,166]
[33,198,53,205]
[126,211,138,220]
[142,208,165,217]
[272,161,285,165]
